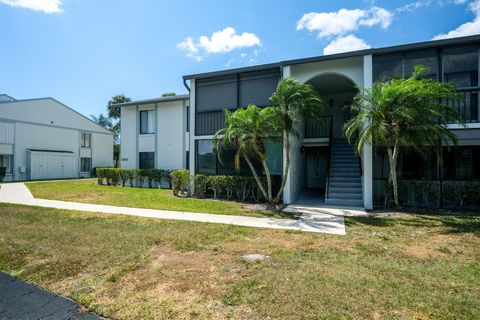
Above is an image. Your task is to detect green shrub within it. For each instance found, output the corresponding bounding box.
[125,169,136,187]
[135,169,145,187]
[118,169,129,187]
[152,169,163,188]
[208,175,228,199]
[193,174,208,198]
[235,176,252,201]
[0,167,6,182]
[96,168,107,185]
[224,176,236,200]
[171,169,190,196]
[139,169,156,188]
[161,169,173,189]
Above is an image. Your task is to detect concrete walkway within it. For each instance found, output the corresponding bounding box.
[0,183,346,235]
[0,272,100,320]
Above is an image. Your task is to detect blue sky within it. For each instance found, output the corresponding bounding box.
[1,0,479,118]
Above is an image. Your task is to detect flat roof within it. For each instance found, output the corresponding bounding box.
[183,34,480,80]
[116,94,189,107]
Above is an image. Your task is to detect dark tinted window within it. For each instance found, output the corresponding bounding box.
[196,75,238,113]
[239,70,279,107]
[373,53,403,82]
[404,49,438,79]
[196,140,216,175]
[443,46,478,89]
[443,146,480,180]
[139,152,154,169]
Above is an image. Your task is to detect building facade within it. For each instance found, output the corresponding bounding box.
[184,35,480,209]
[119,95,189,171]
[0,96,114,181]
[118,35,480,209]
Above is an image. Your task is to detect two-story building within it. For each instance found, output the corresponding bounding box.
[121,35,480,209]
[0,95,114,181]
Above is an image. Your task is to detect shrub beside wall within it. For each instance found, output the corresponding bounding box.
[94,168,271,203]
[96,168,173,189]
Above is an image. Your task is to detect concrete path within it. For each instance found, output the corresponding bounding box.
[0,272,100,320]
[0,183,345,235]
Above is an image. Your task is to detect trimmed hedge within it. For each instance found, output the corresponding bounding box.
[95,168,270,203]
[170,170,266,202]
[96,168,173,188]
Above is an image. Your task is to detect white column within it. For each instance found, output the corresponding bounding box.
[282,66,293,204]
[189,79,196,176]
[363,55,373,210]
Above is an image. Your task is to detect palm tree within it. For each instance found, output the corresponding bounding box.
[344,65,464,207]
[213,105,283,203]
[269,78,325,203]
[107,94,131,120]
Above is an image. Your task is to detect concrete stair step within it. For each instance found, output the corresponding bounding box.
[325,198,364,207]
[329,192,363,200]
[330,178,362,184]
[330,182,362,191]
[329,187,362,194]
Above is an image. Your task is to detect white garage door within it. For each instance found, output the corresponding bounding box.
[30,151,76,180]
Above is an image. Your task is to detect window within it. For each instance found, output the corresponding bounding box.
[80,157,92,173]
[443,46,478,89]
[139,152,155,169]
[140,110,155,134]
[80,133,91,148]
[373,53,403,82]
[195,139,272,176]
[443,146,480,180]
[404,49,438,79]
[196,140,216,175]
[0,154,13,174]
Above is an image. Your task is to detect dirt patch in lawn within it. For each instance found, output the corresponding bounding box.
[95,245,256,319]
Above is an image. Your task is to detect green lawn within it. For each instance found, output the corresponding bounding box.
[1,203,479,319]
[25,179,291,218]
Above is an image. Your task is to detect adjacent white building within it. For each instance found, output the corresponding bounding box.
[0,95,114,181]
[119,95,189,171]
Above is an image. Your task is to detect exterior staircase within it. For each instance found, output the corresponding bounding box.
[325,139,363,207]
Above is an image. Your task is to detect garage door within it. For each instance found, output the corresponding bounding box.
[29,151,76,180]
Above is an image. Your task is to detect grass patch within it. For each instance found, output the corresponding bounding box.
[1,203,479,319]
[25,179,293,218]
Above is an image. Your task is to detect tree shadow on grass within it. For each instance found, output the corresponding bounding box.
[348,213,480,236]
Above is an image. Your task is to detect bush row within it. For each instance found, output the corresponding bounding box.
[170,169,266,201]
[96,168,173,188]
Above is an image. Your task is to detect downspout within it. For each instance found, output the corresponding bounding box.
[183,78,190,92]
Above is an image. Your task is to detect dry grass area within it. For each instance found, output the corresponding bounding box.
[0,203,479,319]
[25,179,295,219]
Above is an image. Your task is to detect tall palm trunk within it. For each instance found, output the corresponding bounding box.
[274,130,290,203]
[386,140,400,206]
[252,144,273,203]
[243,154,268,200]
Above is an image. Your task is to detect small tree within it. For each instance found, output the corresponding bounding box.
[213,105,283,204]
[344,66,464,207]
[108,94,131,120]
[269,78,324,203]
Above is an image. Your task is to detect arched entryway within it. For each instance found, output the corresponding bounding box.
[299,73,363,206]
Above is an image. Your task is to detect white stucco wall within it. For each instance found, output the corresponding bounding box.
[156,100,186,170]
[0,98,113,181]
[120,98,188,170]
[283,56,365,204]
[120,105,137,168]
[290,56,364,88]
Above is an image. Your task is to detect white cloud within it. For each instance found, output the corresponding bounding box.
[0,0,62,13]
[433,0,480,39]
[177,37,203,61]
[177,27,261,61]
[323,34,371,55]
[296,6,392,38]
[396,1,432,13]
